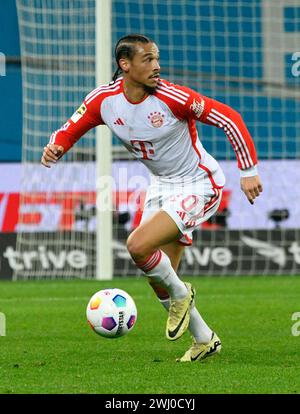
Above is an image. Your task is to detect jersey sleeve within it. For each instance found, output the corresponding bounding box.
[49,92,105,153]
[170,83,258,171]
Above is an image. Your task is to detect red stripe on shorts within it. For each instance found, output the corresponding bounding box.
[203,189,221,214]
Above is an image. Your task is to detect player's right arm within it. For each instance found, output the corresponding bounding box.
[41,96,105,168]
[41,143,65,168]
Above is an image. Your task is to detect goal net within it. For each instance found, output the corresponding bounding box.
[15,0,99,279]
[15,0,300,279]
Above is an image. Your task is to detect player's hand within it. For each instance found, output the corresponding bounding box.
[240,175,263,205]
[41,144,65,168]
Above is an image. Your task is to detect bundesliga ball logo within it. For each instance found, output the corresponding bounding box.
[148,111,164,128]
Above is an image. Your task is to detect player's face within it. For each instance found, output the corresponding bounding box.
[124,42,161,89]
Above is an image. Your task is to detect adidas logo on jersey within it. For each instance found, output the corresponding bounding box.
[114,118,125,125]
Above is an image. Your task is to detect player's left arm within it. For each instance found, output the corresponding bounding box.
[181,87,263,204]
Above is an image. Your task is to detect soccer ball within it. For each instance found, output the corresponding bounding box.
[86,288,137,338]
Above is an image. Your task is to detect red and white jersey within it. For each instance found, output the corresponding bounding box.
[50,77,257,188]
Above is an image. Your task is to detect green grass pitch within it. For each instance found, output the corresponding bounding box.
[0,276,299,394]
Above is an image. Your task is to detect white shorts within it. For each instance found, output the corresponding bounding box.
[140,177,223,246]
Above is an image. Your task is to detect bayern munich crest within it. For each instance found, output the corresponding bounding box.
[148,111,165,128]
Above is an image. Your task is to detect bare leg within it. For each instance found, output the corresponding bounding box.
[127,210,180,263]
[127,210,188,300]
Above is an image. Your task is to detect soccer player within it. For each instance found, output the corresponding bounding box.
[41,34,263,362]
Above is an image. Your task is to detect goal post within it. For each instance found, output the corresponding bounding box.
[95,0,113,280]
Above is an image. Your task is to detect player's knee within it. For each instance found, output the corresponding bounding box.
[126,233,149,261]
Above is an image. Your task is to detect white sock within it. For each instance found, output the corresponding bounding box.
[159,298,213,344]
[136,250,188,300]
